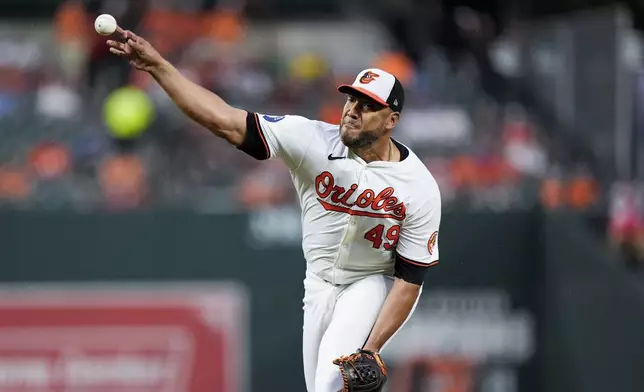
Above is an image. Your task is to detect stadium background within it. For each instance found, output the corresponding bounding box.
[0,0,644,391]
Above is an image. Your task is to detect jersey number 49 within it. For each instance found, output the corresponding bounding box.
[364,224,400,250]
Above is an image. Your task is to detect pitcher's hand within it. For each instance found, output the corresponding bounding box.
[107,28,165,72]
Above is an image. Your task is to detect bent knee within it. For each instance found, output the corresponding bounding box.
[315,361,344,392]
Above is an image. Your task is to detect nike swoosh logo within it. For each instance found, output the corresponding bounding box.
[328,154,345,160]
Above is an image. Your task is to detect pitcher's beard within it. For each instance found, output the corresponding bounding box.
[340,127,381,149]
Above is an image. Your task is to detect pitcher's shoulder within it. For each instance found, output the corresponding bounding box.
[405,151,441,197]
[308,120,342,148]
[315,120,340,137]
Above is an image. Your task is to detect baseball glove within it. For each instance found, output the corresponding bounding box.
[333,349,388,391]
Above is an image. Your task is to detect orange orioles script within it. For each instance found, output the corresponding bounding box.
[315,171,406,221]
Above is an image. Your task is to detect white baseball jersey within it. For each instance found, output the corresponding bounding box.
[250,113,441,285]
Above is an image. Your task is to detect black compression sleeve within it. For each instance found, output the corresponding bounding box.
[237,112,270,160]
[394,253,437,285]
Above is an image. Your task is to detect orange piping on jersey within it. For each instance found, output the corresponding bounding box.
[397,253,439,267]
[318,199,405,220]
[254,113,271,159]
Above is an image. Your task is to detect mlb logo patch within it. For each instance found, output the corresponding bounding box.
[263,115,285,123]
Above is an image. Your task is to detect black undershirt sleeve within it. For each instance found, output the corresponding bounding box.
[237,112,271,160]
[394,253,437,285]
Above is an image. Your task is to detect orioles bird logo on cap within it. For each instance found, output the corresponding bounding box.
[359,71,380,84]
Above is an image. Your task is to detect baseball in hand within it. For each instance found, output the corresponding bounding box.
[94,14,117,36]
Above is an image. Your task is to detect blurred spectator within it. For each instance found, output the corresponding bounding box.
[449,155,479,191]
[289,54,328,83]
[319,102,343,125]
[54,0,89,85]
[608,182,644,270]
[98,154,148,210]
[201,6,247,45]
[0,166,30,201]
[28,143,72,180]
[237,160,293,210]
[540,169,564,210]
[35,72,82,119]
[372,51,415,85]
[502,104,547,177]
[566,166,598,210]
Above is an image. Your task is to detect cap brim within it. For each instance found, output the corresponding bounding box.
[337,85,389,107]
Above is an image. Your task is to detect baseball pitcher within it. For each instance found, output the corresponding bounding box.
[108,28,441,392]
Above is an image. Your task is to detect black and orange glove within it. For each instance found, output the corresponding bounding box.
[332,349,387,391]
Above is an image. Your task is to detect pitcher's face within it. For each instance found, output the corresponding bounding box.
[339,94,397,148]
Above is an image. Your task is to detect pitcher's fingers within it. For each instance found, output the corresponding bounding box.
[109,48,128,57]
[106,40,126,50]
[123,30,141,41]
[127,38,145,52]
[107,40,134,56]
[115,26,126,38]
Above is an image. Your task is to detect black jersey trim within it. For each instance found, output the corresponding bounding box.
[237,112,271,160]
[394,253,438,285]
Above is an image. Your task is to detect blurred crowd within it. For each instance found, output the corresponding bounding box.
[0,0,601,213]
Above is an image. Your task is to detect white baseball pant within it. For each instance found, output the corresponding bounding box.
[302,270,422,392]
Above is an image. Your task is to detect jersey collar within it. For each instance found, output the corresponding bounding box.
[348,139,411,167]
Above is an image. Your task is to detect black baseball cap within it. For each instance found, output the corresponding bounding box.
[337,68,405,113]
